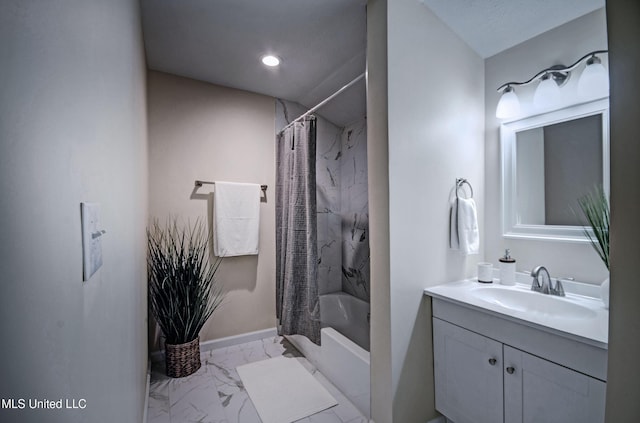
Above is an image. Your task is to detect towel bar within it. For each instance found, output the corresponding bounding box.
[194,180,268,193]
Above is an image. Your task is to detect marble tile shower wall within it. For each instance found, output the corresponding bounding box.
[275,100,369,301]
[316,121,344,296]
[340,119,369,302]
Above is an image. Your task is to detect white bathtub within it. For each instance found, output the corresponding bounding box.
[320,291,370,351]
[286,292,370,419]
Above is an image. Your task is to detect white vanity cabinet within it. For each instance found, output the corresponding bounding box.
[427,285,608,423]
[503,344,605,423]
[434,318,606,423]
[433,318,504,423]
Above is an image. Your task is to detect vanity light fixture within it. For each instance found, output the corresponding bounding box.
[533,73,562,109]
[578,54,609,99]
[495,50,608,119]
[496,86,521,119]
[261,55,281,67]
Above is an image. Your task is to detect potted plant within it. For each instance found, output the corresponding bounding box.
[577,186,610,308]
[147,218,225,377]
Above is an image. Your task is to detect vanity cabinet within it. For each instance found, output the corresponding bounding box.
[503,344,606,423]
[434,318,606,423]
[433,318,503,423]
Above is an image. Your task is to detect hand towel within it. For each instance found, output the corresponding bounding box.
[457,197,479,255]
[449,198,460,250]
[213,181,260,257]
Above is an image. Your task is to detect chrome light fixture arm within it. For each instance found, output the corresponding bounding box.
[496,50,608,93]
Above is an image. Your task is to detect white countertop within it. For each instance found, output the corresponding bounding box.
[424,277,608,348]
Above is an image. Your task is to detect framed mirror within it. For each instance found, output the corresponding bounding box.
[501,99,609,242]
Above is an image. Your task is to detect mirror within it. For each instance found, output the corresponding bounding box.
[501,99,609,241]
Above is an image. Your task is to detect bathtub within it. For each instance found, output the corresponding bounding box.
[320,291,370,351]
[286,292,370,419]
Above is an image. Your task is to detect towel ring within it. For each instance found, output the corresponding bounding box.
[455,178,473,199]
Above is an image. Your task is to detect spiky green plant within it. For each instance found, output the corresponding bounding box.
[578,186,610,270]
[147,218,225,345]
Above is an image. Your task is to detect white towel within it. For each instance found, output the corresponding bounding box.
[213,181,260,257]
[450,197,479,255]
[449,199,460,250]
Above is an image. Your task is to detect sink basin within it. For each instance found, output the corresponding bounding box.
[469,286,597,319]
[425,278,608,346]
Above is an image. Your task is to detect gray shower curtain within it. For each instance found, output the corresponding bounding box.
[276,116,321,345]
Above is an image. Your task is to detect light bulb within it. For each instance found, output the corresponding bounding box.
[534,74,561,110]
[261,55,281,67]
[578,56,609,99]
[496,86,521,119]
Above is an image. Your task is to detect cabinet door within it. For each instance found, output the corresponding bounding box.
[504,345,606,423]
[433,318,504,423]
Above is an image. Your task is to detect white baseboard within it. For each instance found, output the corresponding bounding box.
[142,361,151,423]
[150,327,278,362]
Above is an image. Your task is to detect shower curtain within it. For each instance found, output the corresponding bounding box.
[276,116,321,345]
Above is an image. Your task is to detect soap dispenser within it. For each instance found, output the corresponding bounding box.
[499,249,516,286]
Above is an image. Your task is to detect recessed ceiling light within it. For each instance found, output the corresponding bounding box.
[261,55,281,67]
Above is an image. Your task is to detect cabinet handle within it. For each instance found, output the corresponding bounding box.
[488,358,497,365]
[506,366,515,374]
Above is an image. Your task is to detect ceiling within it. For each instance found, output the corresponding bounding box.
[141,0,605,127]
[420,0,605,58]
[141,0,367,127]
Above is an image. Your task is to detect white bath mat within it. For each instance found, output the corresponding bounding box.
[236,356,337,423]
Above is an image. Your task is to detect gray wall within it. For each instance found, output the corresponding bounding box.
[148,71,277,350]
[370,0,485,421]
[367,0,393,420]
[485,9,609,284]
[0,1,148,422]
[605,0,640,420]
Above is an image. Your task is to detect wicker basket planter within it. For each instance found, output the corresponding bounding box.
[165,337,201,378]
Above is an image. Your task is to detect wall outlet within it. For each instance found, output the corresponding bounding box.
[81,202,104,281]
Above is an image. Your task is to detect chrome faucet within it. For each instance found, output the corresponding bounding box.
[531,266,550,294]
[530,266,565,296]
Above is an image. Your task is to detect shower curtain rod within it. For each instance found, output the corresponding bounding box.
[280,72,366,132]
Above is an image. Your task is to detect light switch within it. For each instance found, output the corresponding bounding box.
[81,202,104,281]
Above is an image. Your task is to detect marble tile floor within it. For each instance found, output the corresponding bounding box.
[147,336,368,423]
